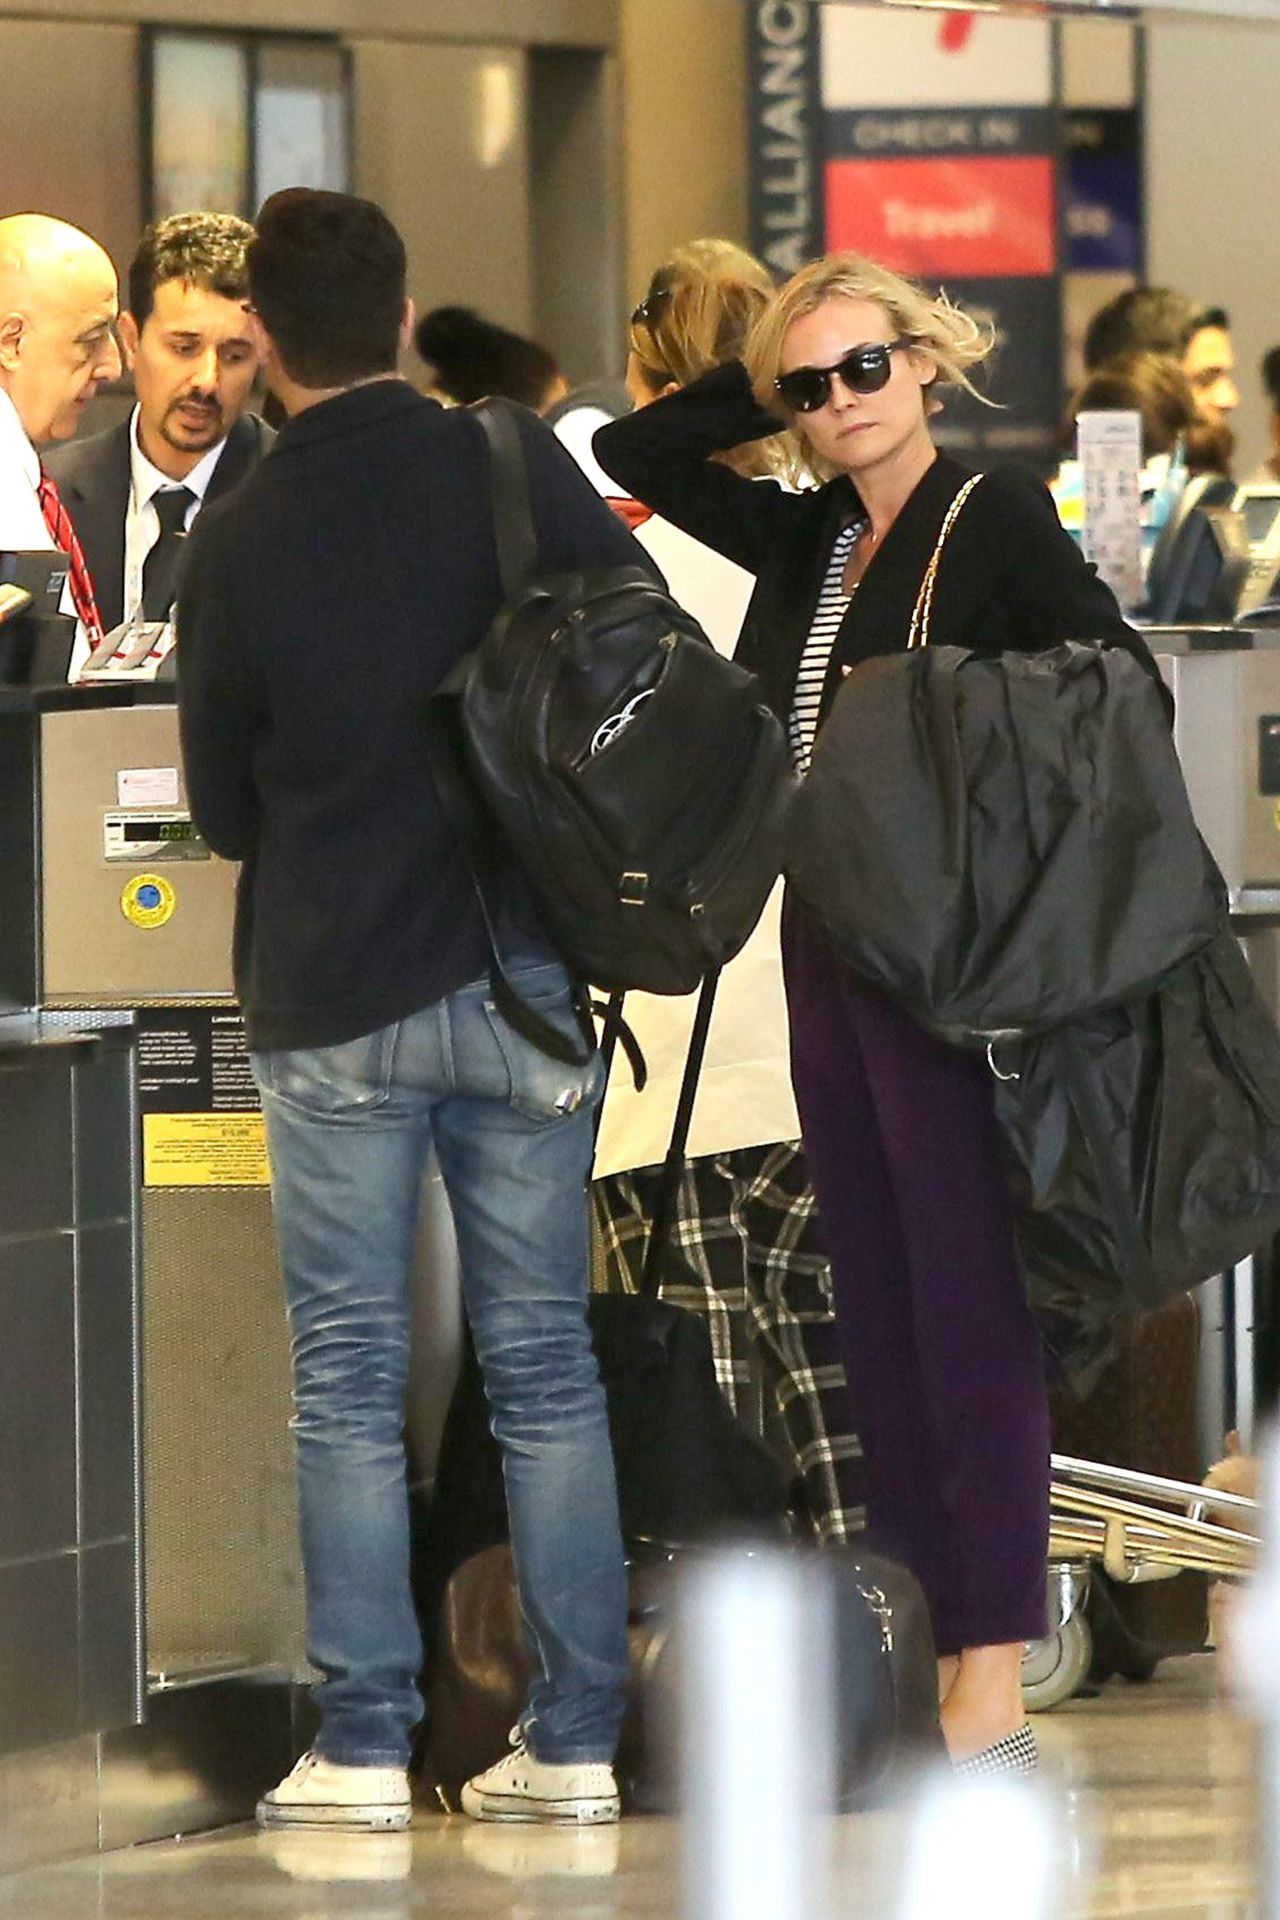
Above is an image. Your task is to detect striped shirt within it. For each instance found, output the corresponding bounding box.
[788,520,863,774]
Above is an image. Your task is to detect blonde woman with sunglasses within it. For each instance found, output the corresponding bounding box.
[595,252,1164,1777]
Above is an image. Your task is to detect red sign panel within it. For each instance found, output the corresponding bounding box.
[825,155,1055,278]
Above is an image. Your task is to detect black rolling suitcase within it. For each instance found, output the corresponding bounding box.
[1049,1291,1208,1680]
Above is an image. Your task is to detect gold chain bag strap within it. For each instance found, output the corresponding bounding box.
[906,473,984,651]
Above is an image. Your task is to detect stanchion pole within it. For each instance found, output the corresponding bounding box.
[679,1551,834,1920]
[1230,1421,1279,1915]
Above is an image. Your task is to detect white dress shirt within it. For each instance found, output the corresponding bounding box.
[0,386,53,551]
[123,405,227,622]
[68,406,228,677]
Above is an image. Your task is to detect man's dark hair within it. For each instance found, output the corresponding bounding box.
[249,189,406,390]
[128,211,255,328]
[1082,286,1202,373]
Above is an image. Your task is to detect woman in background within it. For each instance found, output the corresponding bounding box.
[414,305,566,414]
[588,240,863,1548]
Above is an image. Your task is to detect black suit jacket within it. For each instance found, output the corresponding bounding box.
[177,381,652,1054]
[593,361,1165,729]
[44,409,274,630]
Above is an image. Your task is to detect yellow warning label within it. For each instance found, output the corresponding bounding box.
[121,872,176,929]
[143,1113,270,1187]
[1274,799,1280,834]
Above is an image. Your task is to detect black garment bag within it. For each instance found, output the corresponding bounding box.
[786,640,1221,1047]
[995,925,1280,1391]
[782,631,1280,1383]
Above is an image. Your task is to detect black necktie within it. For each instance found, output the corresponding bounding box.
[141,487,195,621]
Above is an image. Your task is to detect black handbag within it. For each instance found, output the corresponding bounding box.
[410,978,791,1650]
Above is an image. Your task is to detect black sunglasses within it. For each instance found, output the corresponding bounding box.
[775,339,907,414]
[630,279,673,335]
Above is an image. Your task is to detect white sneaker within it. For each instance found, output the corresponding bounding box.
[460,1736,620,1826]
[256,1750,412,1831]
[461,1822,621,1876]
[259,1828,414,1879]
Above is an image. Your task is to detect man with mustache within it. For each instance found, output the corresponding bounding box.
[45,211,271,670]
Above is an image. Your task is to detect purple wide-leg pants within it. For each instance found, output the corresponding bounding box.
[782,897,1049,1655]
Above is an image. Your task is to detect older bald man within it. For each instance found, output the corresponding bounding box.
[0,213,121,558]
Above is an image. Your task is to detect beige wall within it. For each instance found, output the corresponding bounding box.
[0,0,751,386]
[618,0,750,303]
[0,18,141,278]
[0,0,617,44]
[352,38,533,339]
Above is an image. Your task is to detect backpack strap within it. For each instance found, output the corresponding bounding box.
[422,684,595,1068]
[473,399,538,596]
[421,401,589,1070]
[426,398,652,1082]
[638,968,721,1297]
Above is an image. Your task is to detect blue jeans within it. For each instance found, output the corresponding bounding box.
[252,961,629,1768]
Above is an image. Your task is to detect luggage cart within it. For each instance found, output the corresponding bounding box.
[1021,1453,1261,1711]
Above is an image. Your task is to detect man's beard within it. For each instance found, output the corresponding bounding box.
[162,396,223,449]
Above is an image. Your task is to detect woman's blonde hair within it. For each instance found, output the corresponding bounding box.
[746,253,997,479]
[629,239,791,479]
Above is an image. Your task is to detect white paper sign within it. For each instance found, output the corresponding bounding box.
[117,766,180,809]
[822,6,1052,110]
[1077,409,1145,613]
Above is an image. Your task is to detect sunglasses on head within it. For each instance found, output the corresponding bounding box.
[775,339,907,414]
[630,279,673,335]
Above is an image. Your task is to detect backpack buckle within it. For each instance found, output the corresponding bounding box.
[619,871,649,907]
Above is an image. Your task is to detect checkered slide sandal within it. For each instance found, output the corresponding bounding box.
[953,1721,1039,1780]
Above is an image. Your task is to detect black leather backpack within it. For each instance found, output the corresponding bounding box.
[425,400,795,1063]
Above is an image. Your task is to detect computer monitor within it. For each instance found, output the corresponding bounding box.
[1238,490,1280,545]
[0,550,75,687]
[1228,485,1280,616]
[1143,506,1251,627]
[1143,473,1236,620]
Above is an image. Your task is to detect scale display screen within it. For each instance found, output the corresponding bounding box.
[103,811,210,862]
[120,818,201,844]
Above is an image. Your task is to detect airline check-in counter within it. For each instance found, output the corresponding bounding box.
[0,683,303,1868]
[1149,627,1280,1462]
[0,674,461,1870]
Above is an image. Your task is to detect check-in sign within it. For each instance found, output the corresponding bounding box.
[826,154,1057,278]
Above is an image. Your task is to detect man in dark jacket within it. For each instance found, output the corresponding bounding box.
[178,188,645,1833]
[46,212,272,673]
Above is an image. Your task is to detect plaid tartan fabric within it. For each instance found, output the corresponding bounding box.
[592,1140,865,1545]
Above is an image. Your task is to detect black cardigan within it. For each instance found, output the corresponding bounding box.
[594,361,1164,730]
